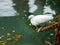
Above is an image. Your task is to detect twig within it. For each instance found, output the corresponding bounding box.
[37,22,60,32]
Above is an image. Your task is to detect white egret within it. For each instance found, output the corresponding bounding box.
[28,14,54,26]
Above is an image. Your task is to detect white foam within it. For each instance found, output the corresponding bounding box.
[43,5,56,15]
[29,5,38,13]
[28,0,38,13]
[0,0,18,16]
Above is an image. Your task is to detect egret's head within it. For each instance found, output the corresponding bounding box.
[28,15,35,20]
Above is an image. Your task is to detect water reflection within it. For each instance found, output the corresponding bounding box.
[0,0,18,16]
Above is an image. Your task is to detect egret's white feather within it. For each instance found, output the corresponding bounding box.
[28,14,54,26]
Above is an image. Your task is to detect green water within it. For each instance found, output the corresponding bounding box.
[0,0,60,45]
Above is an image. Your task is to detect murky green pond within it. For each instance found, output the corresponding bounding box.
[0,0,60,45]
